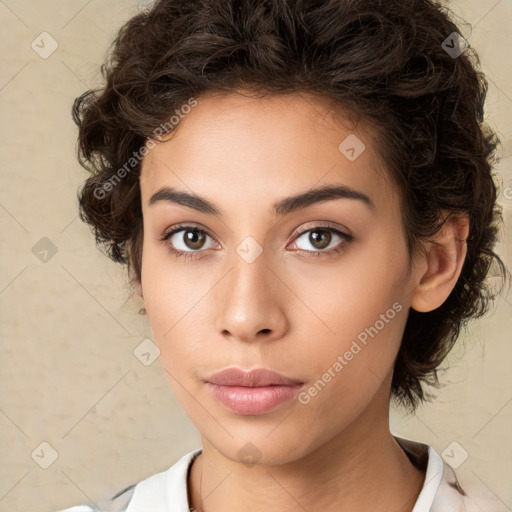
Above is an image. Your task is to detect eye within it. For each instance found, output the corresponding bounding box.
[159,224,218,260]
[289,225,353,257]
[159,223,353,261]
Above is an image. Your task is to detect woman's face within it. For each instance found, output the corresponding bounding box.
[138,91,419,464]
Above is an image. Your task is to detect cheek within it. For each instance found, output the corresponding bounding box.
[293,298,407,433]
[293,241,406,344]
[140,258,205,373]
[141,241,210,333]
[291,237,409,394]
[294,297,406,404]
[140,245,231,400]
[142,221,409,376]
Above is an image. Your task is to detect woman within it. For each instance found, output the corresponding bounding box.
[62,0,508,510]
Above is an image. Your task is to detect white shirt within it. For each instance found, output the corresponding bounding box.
[57,436,482,512]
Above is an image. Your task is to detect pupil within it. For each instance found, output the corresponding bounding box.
[185,229,205,250]
[310,229,331,250]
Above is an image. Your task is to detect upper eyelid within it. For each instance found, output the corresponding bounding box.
[292,222,349,237]
[162,222,212,238]
[162,223,350,247]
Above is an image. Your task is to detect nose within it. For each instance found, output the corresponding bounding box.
[213,247,289,344]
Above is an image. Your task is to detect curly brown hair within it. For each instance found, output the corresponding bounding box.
[71,0,509,412]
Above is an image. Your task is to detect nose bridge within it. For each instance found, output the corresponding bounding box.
[214,242,288,341]
[231,246,272,302]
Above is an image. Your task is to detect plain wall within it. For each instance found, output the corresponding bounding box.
[1,0,511,510]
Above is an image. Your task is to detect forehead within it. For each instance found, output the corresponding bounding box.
[139,91,395,211]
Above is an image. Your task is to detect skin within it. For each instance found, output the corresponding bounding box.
[136,90,469,512]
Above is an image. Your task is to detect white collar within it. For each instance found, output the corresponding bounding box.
[123,436,471,511]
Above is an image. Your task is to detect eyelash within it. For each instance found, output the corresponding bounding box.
[159,223,353,261]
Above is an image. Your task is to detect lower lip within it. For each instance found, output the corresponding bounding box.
[206,382,304,415]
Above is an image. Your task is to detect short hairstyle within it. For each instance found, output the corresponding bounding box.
[71,0,509,412]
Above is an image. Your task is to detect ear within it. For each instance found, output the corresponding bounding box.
[410,212,469,313]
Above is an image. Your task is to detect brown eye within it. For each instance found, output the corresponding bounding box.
[291,226,352,257]
[307,229,332,250]
[160,224,218,260]
[181,228,207,250]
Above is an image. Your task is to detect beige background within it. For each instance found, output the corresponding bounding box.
[0,0,511,511]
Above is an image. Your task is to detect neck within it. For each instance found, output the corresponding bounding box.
[188,391,425,512]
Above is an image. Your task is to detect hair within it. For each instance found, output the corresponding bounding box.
[72,0,509,412]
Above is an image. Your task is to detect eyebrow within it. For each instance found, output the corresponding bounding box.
[148,184,375,217]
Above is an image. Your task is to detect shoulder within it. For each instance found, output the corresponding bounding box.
[394,435,487,512]
[55,448,202,512]
[431,461,485,512]
[55,484,135,512]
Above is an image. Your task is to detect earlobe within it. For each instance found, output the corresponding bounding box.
[410,213,469,313]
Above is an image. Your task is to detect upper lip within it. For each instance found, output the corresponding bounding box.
[205,368,304,387]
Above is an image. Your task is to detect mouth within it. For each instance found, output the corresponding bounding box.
[204,367,305,415]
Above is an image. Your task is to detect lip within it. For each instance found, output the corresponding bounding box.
[205,367,304,387]
[205,368,305,415]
